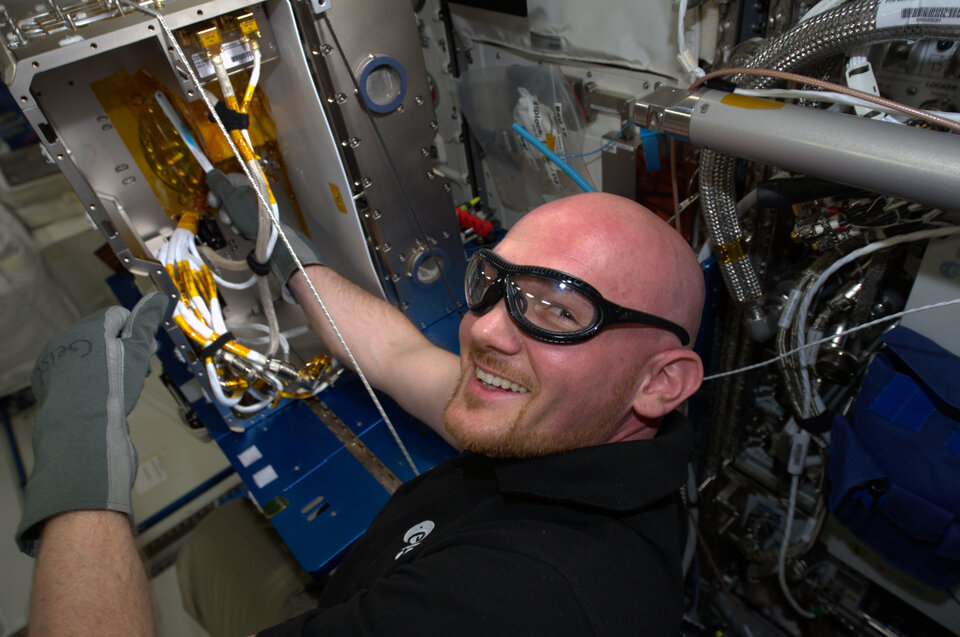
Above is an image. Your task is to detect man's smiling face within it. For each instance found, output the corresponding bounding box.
[441,194,702,458]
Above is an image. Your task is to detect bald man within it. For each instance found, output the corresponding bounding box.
[246,193,704,636]
[25,194,704,637]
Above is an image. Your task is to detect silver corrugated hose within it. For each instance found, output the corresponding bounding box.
[699,0,960,315]
[700,150,764,302]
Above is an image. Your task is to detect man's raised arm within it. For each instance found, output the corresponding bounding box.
[288,267,461,447]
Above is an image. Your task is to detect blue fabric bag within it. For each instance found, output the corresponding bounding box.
[828,326,960,589]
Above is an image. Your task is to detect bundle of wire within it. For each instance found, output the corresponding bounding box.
[152,37,338,417]
[156,209,336,414]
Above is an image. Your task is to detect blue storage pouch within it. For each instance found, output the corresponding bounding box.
[828,326,960,589]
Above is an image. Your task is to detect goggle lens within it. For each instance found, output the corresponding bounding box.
[463,248,691,346]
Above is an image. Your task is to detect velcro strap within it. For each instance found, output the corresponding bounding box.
[247,250,271,276]
[200,331,235,361]
[208,100,250,131]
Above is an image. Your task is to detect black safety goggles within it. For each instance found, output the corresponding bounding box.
[465,248,691,346]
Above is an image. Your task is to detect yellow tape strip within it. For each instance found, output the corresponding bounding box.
[713,236,749,264]
[720,94,785,110]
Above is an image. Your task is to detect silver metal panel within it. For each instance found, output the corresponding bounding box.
[299,0,467,328]
[261,0,383,297]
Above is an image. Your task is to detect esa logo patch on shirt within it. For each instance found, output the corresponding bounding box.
[395,520,434,559]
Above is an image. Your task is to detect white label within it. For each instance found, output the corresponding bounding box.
[252,465,278,488]
[876,0,960,27]
[238,445,263,467]
[531,100,544,139]
[135,456,168,495]
[191,40,253,77]
[544,162,565,192]
[554,102,569,137]
[517,136,540,169]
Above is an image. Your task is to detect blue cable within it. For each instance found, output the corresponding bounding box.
[510,122,595,193]
[556,120,636,158]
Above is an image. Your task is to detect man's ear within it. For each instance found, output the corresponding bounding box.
[631,349,704,420]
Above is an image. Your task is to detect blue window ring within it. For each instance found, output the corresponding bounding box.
[358,56,407,114]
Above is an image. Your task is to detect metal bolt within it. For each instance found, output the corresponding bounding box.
[649,111,663,127]
[391,273,401,282]
[399,252,406,262]
[442,183,451,192]
[426,170,435,180]
[321,44,332,55]
[700,103,710,114]
[442,230,450,239]
[361,177,372,188]
[427,235,437,245]
[415,95,424,105]
[372,209,382,219]
[420,147,430,157]
[349,137,361,147]
[429,120,438,130]
[397,104,404,113]
[654,81,662,89]
[382,242,391,252]
[335,92,347,104]
[643,81,650,90]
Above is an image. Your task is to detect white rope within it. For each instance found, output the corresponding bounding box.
[703,297,960,381]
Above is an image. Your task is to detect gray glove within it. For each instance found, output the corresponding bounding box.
[205,169,324,284]
[16,293,168,556]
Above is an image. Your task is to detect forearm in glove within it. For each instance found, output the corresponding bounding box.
[16,293,167,556]
[205,169,324,284]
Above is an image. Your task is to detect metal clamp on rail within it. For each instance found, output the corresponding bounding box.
[633,87,703,141]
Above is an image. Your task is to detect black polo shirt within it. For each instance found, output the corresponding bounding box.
[260,413,692,636]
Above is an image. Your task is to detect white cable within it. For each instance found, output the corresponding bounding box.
[676,0,704,77]
[206,360,243,407]
[778,475,817,618]
[794,226,960,413]
[125,0,420,475]
[703,297,960,381]
[733,88,960,124]
[226,321,294,360]
[799,0,848,22]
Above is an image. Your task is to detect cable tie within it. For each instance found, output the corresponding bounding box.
[208,100,250,131]
[200,331,235,361]
[246,250,271,276]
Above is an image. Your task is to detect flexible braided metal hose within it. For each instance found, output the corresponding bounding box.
[699,0,960,305]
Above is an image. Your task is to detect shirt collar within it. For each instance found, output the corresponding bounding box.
[489,412,692,512]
